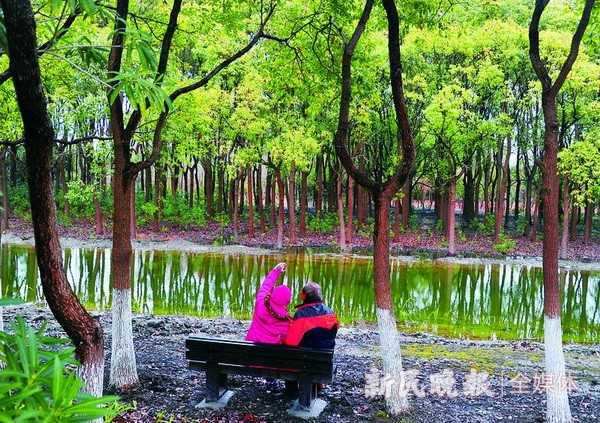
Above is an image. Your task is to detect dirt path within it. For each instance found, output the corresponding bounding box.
[4,306,600,422]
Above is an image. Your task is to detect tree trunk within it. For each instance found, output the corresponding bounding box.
[217,160,224,213]
[401,177,410,229]
[3,0,104,396]
[327,161,337,213]
[154,165,163,231]
[463,166,476,222]
[275,168,284,248]
[514,146,521,219]
[130,190,137,239]
[144,165,152,202]
[202,159,214,217]
[300,171,308,236]
[288,163,297,244]
[266,170,274,228]
[494,138,510,242]
[540,92,572,423]
[524,176,533,236]
[569,205,578,241]
[247,167,254,238]
[315,155,323,217]
[256,165,265,233]
[560,178,570,259]
[373,192,409,414]
[347,174,354,244]
[94,192,104,236]
[232,175,239,241]
[337,172,347,252]
[447,177,456,255]
[529,189,541,241]
[393,196,401,240]
[0,150,9,231]
[583,203,593,244]
[110,157,138,388]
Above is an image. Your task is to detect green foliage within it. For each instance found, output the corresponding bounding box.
[64,180,95,219]
[162,194,206,229]
[469,214,496,235]
[409,213,420,231]
[515,216,529,234]
[434,219,444,233]
[0,317,120,421]
[307,213,338,233]
[8,185,31,221]
[559,132,600,207]
[138,201,158,227]
[493,234,517,255]
[212,212,231,246]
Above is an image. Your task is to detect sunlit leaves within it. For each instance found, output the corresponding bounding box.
[107,70,171,113]
[559,133,600,206]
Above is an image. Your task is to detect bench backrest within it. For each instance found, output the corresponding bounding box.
[186,336,334,378]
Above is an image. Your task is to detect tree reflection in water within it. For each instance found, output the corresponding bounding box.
[1,245,598,343]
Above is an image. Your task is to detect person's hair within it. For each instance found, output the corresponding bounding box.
[302,281,322,302]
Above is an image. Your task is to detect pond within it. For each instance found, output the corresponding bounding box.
[1,244,599,343]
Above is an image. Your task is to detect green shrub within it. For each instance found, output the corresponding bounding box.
[468,214,496,235]
[138,201,158,227]
[0,316,120,421]
[434,219,444,233]
[482,214,496,235]
[162,194,206,228]
[409,213,419,230]
[307,213,338,233]
[9,184,31,221]
[493,234,517,254]
[515,216,528,234]
[213,212,231,245]
[64,180,95,219]
[181,206,206,227]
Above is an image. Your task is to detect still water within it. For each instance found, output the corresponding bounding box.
[1,245,599,343]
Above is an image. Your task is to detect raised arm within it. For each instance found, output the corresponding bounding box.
[256,262,287,302]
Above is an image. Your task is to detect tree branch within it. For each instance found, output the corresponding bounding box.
[528,0,552,91]
[0,11,80,86]
[551,0,596,94]
[0,135,112,147]
[333,0,377,192]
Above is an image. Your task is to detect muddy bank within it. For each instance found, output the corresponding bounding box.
[3,230,600,272]
[2,305,600,422]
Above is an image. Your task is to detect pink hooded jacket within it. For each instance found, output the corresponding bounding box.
[246,266,291,344]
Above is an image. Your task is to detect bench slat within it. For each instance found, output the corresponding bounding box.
[186,337,334,378]
[186,337,333,360]
[188,361,333,384]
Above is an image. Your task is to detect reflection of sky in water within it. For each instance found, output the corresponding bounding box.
[1,245,599,343]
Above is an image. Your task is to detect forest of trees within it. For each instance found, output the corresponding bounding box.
[0,0,598,422]
[0,0,598,257]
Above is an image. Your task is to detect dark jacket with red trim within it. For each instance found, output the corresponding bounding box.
[283,301,339,349]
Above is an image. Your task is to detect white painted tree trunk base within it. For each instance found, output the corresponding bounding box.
[544,316,572,423]
[110,288,138,388]
[78,359,105,422]
[376,307,409,415]
[78,359,105,397]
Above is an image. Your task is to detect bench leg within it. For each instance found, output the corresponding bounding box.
[206,363,220,402]
[196,364,235,410]
[298,376,313,409]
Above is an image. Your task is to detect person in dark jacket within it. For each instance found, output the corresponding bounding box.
[284,281,338,348]
[283,282,338,400]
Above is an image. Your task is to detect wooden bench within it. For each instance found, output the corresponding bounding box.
[185,336,334,418]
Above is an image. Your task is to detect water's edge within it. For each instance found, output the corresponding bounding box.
[3,231,599,272]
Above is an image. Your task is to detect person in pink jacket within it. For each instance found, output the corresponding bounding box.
[246,262,292,344]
